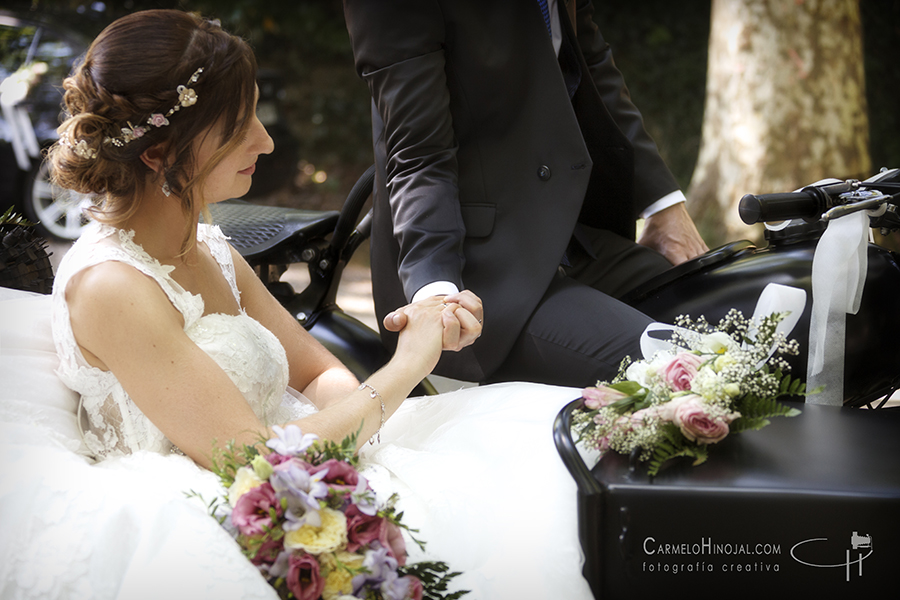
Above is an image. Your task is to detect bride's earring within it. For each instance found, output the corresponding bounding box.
[161,181,171,197]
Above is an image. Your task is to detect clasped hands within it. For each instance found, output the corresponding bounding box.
[383,290,483,353]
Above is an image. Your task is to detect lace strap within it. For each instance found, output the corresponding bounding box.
[198,224,242,307]
[51,224,204,383]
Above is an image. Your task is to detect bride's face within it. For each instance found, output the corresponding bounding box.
[193,87,274,204]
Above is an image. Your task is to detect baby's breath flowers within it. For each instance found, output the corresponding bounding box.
[574,310,807,476]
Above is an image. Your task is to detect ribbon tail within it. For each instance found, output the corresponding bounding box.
[806,211,869,405]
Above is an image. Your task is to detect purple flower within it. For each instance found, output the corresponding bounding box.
[382,575,413,600]
[350,475,378,516]
[271,460,329,529]
[269,550,291,579]
[266,425,318,456]
[231,482,280,537]
[352,542,400,595]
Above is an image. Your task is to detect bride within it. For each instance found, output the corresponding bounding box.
[0,9,596,600]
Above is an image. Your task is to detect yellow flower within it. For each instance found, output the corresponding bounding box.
[284,508,348,554]
[320,551,365,600]
[228,466,264,507]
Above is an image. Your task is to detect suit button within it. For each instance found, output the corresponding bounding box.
[538,165,552,181]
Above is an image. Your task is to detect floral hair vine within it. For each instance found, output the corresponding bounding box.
[61,67,204,160]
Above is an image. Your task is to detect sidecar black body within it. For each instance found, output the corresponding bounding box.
[622,227,900,407]
[554,398,900,600]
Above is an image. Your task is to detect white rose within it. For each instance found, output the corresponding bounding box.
[713,354,737,372]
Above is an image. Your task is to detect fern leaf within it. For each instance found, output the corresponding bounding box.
[736,394,801,419]
[729,415,771,433]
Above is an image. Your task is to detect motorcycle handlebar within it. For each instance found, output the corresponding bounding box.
[738,191,822,224]
[738,181,857,224]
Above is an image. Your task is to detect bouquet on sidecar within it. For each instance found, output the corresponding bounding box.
[573,306,810,476]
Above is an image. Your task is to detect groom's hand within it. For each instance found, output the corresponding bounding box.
[384,289,483,352]
[442,290,483,351]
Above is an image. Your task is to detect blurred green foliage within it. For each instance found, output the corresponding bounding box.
[9,0,898,203]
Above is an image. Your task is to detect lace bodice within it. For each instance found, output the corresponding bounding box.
[51,222,315,460]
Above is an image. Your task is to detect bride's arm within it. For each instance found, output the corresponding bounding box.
[67,259,455,469]
[229,246,359,409]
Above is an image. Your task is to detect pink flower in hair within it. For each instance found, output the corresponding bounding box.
[148,113,169,128]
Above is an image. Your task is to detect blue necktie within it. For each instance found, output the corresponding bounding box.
[537,0,552,36]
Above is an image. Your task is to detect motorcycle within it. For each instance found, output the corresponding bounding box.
[211,166,900,408]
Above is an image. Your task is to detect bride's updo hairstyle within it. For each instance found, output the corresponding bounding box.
[48,9,257,250]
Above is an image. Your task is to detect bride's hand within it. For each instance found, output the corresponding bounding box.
[391,297,461,374]
[384,290,483,352]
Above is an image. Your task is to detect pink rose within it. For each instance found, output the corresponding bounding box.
[309,458,360,490]
[345,503,387,553]
[661,352,704,391]
[232,482,281,536]
[672,396,736,444]
[582,385,627,409]
[148,113,168,127]
[405,576,424,600]
[384,520,408,566]
[285,552,325,600]
[265,452,294,467]
[250,537,284,567]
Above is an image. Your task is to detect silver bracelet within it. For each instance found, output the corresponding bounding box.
[359,382,385,444]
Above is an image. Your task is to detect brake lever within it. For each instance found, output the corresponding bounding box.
[821,192,891,222]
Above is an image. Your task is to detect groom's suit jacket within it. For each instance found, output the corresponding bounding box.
[344,0,679,381]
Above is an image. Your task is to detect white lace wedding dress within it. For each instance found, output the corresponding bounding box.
[2,223,595,600]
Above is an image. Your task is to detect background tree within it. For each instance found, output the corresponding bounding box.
[9,0,899,238]
[685,0,870,245]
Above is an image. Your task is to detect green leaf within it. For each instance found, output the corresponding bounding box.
[645,424,706,476]
[610,381,645,396]
[399,561,469,599]
[735,394,801,420]
[729,415,771,433]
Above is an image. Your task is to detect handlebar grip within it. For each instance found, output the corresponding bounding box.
[738,191,822,224]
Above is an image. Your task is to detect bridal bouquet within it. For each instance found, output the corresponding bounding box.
[573,309,808,476]
[198,426,465,600]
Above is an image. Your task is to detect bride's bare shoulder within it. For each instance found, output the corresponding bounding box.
[65,260,181,331]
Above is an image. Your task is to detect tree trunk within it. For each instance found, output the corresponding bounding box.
[687,0,870,245]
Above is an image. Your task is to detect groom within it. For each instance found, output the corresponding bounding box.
[343,0,707,386]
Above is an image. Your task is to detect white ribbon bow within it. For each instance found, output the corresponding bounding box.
[640,283,807,360]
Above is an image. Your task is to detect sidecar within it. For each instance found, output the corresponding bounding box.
[554,397,900,599]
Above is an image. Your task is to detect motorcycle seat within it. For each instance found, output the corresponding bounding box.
[619,240,756,305]
[207,200,339,266]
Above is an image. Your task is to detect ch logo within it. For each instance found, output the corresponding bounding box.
[790,532,873,581]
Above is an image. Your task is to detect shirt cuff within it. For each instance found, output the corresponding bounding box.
[412,281,460,303]
[639,190,686,219]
